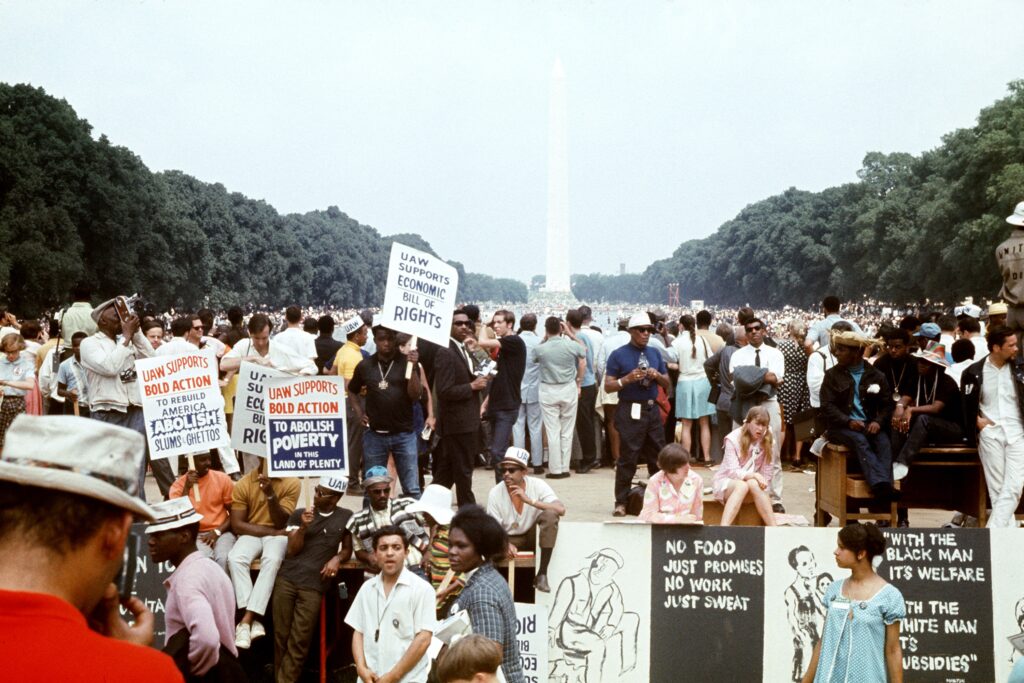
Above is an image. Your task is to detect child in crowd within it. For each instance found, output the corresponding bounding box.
[640,443,704,524]
[713,406,777,526]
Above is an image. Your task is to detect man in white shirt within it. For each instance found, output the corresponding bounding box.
[345,526,436,683]
[220,314,316,376]
[729,317,786,511]
[486,447,566,593]
[962,326,1024,528]
[80,298,174,499]
[273,306,317,362]
[157,315,203,357]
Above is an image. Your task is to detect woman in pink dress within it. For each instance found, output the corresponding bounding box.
[640,443,704,523]
[713,405,776,526]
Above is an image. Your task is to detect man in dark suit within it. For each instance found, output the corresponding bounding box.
[434,309,491,505]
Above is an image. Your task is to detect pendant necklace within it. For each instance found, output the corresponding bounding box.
[917,373,938,407]
[888,366,905,403]
[377,360,395,390]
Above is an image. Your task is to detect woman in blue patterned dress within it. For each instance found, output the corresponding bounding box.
[803,524,905,683]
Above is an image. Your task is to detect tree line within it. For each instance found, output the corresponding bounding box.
[571,80,1024,308]
[0,83,527,316]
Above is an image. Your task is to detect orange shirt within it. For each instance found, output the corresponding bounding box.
[169,470,235,532]
[0,589,183,682]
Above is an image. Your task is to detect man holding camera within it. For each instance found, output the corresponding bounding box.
[533,316,586,479]
[0,415,182,681]
[80,297,175,499]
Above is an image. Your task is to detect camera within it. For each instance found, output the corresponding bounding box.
[475,359,498,378]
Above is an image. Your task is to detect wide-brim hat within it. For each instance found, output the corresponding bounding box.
[830,330,877,348]
[90,298,117,323]
[405,484,455,525]
[914,342,950,368]
[989,302,1009,316]
[1007,201,1024,227]
[627,312,653,329]
[0,415,156,520]
[146,497,204,534]
[499,447,529,470]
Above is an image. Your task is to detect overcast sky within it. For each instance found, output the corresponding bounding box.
[3,1,1023,281]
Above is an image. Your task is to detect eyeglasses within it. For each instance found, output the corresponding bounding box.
[314,487,339,497]
[633,327,654,334]
[192,325,204,330]
[497,466,521,474]
[452,321,472,327]
[746,325,763,332]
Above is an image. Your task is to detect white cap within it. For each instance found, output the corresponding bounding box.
[627,313,653,329]
[405,484,455,525]
[0,415,156,520]
[340,316,365,335]
[146,497,204,534]
[499,447,530,470]
[318,475,348,494]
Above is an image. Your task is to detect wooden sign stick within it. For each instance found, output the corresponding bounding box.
[404,336,418,379]
[186,454,201,503]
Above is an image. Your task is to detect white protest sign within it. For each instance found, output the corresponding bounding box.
[514,603,548,683]
[265,375,347,477]
[231,361,287,456]
[377,241,459,348]
[136,353,229,460]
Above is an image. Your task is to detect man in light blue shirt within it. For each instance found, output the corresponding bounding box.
[513,314,544,473]
[56,332,89,416]
[804,296,863,352]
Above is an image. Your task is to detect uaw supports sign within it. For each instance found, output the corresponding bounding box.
[377,241,458,348]
[137,353,229,459]
[538,523,1018,682]
[231,362,286,456]
[265,376,347,477]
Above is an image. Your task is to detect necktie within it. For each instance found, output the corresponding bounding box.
[461,345,473,372]
[755,349,761,367]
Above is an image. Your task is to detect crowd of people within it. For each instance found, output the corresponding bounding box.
[4,203,1024,681]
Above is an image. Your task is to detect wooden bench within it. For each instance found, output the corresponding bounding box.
[702,497,766,526]
[815,443,899,526]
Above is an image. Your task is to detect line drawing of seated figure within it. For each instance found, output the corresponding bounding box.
[547,548,640,683]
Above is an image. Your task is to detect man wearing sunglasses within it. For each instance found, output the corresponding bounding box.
[434,309,491,506]
[486,447,566,593]
[156,314,205,357]
[728,317,786,512]
[603,313,671,517]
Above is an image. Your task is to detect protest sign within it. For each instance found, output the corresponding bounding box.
[231,361,287,456]
[514,603,548,683]
[137,353,228,460]
[265,375,347,477]
[377,241,459,348]
[124,522,174,646]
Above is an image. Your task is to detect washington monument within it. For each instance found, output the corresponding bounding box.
[545,57,571,293]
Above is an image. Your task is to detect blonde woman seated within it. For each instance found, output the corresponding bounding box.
[712,406,777,526]
[639,444,704,523]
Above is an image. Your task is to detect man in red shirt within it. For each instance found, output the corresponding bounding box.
[0,414,182,682]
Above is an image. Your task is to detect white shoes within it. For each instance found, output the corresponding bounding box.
[234,623,251,649]
[250,621,266,640]
[893,463,909,481]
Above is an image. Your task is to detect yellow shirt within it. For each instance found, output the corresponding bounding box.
[334,341,364,396]
[231,469,300,527]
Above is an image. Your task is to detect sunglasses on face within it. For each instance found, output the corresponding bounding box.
[746,325,763,332]
[315,487,339,497]
[498,466,521,474]
[634,327,653,334]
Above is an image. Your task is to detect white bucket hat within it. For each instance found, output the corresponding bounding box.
[499,447,530,470]
[1007,201,1024,227]
[406,484,455,525]
[0,415,156,519]
[145,497,204,534]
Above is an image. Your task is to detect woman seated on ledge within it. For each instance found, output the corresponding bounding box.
[640,443,704,524]
[713,406,777,526]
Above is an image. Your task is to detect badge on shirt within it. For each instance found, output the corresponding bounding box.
[630,403,641,420]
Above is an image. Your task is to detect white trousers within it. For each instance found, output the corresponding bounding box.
[195,531,236,572]
[513,401,544,467]
[540,382,579,475]
[228,534,288,616]
[978,426,1024,528]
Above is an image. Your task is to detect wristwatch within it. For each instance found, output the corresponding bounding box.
[213,529,222,537]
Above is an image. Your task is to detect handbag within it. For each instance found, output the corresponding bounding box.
[793,407,824,442]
